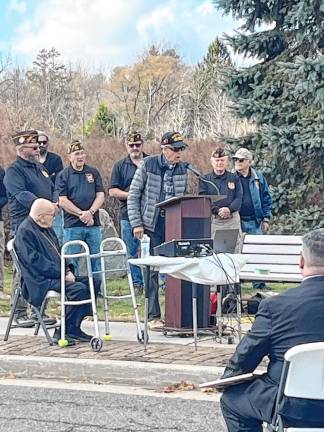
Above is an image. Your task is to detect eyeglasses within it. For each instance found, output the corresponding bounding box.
[233,158,246,163]
[38,141,48,146]
[128,143,142,148]
[166,146,185,153]
[22,145,39,151]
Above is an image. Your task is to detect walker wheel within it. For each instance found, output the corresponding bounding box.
[163,329,168,336]
[90,337,103,352]
[137,330,149,344]
[103,334,113,341]
[58,339,69,347]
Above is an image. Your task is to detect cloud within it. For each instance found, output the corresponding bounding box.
[11,0,146,67]
[8,0,27,14]
[8,0,239,67]
[196,1,215,16]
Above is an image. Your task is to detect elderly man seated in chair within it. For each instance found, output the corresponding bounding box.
[14,198,100,345]
[220,228,324,431]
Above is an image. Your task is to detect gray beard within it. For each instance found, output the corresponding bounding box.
[27,154,39,163]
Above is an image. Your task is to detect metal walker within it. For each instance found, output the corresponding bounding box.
[97,237,145,344]
[60,240,103,352]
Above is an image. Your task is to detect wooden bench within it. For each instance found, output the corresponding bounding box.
[239,234,303,283]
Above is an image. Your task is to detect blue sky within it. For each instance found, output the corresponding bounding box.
[0,0,240,68]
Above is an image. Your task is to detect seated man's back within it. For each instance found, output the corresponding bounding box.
[220,228,324,432]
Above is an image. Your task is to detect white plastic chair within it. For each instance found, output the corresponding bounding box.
[269,342,324,431]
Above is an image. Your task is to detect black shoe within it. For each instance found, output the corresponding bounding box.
[14,314,36,328]
[52,328,76,346]
[30,312,57,326]
[68,329,93,342]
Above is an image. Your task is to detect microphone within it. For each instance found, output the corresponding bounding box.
[184,163,204,177]
[184,162,220,195]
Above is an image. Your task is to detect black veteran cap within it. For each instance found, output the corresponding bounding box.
[67,139,84,154]
[161,131,188,149]
[211,146,228,158]
[127,132,142,143]
[12,130,39,146]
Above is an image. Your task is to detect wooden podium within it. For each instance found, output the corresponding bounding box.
[156,195,224,330]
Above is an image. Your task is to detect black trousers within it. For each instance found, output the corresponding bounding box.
[220,381,269,432]
[49,276,100,334]
[144,215,165,320]
[220,381,324,431]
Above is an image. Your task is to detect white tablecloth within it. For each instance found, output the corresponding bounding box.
[129,253,247,286]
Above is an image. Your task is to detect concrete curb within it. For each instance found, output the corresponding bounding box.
[0,355,224,388]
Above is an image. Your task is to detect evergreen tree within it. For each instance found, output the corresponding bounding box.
[189,37,233,138]
[214,0,324,233]
[84,103,116,137]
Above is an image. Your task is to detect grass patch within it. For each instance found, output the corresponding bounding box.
[0,266,165,321]
[1,266,297,321]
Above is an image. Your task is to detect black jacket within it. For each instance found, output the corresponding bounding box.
[222,275,324,423]
[15,216,71,307]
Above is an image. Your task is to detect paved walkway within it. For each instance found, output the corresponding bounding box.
[0,319,236,367]
[0,318,267,390]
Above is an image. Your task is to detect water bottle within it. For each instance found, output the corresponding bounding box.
[141,234,150,258]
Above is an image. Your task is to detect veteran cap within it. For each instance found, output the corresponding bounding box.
[127,132,143,144]
[67,139,84,154]
[12,130,39,146]
[161,131,188,149]
[233,147,253,161]
[211,146,228,158]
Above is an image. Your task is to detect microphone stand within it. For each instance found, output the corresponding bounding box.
[185,163,220,195]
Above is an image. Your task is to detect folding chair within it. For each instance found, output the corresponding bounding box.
[4,239,59,345]
[268,342,324,432]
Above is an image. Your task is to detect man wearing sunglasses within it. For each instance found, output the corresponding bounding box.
[37,131,64,245]
[127,131,188,330]
[4,130,56,327]
[109,132,148,294]
[234,147,272,289]
[37,131,63,183]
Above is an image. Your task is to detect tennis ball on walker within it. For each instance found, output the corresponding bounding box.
[103,334,113,341]
[58,339,69,347]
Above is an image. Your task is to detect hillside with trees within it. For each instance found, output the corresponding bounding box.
[0,0,323,234]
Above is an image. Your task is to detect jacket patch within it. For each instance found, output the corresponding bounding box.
[228,182,235,190]
[85,173,94,183]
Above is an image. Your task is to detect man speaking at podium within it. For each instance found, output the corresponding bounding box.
[127,132,188,331]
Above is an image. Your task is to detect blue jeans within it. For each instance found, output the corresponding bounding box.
[63,226,102,279]
[52,210,64,246]
[120,219,143,287]
[241,218,265,290]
